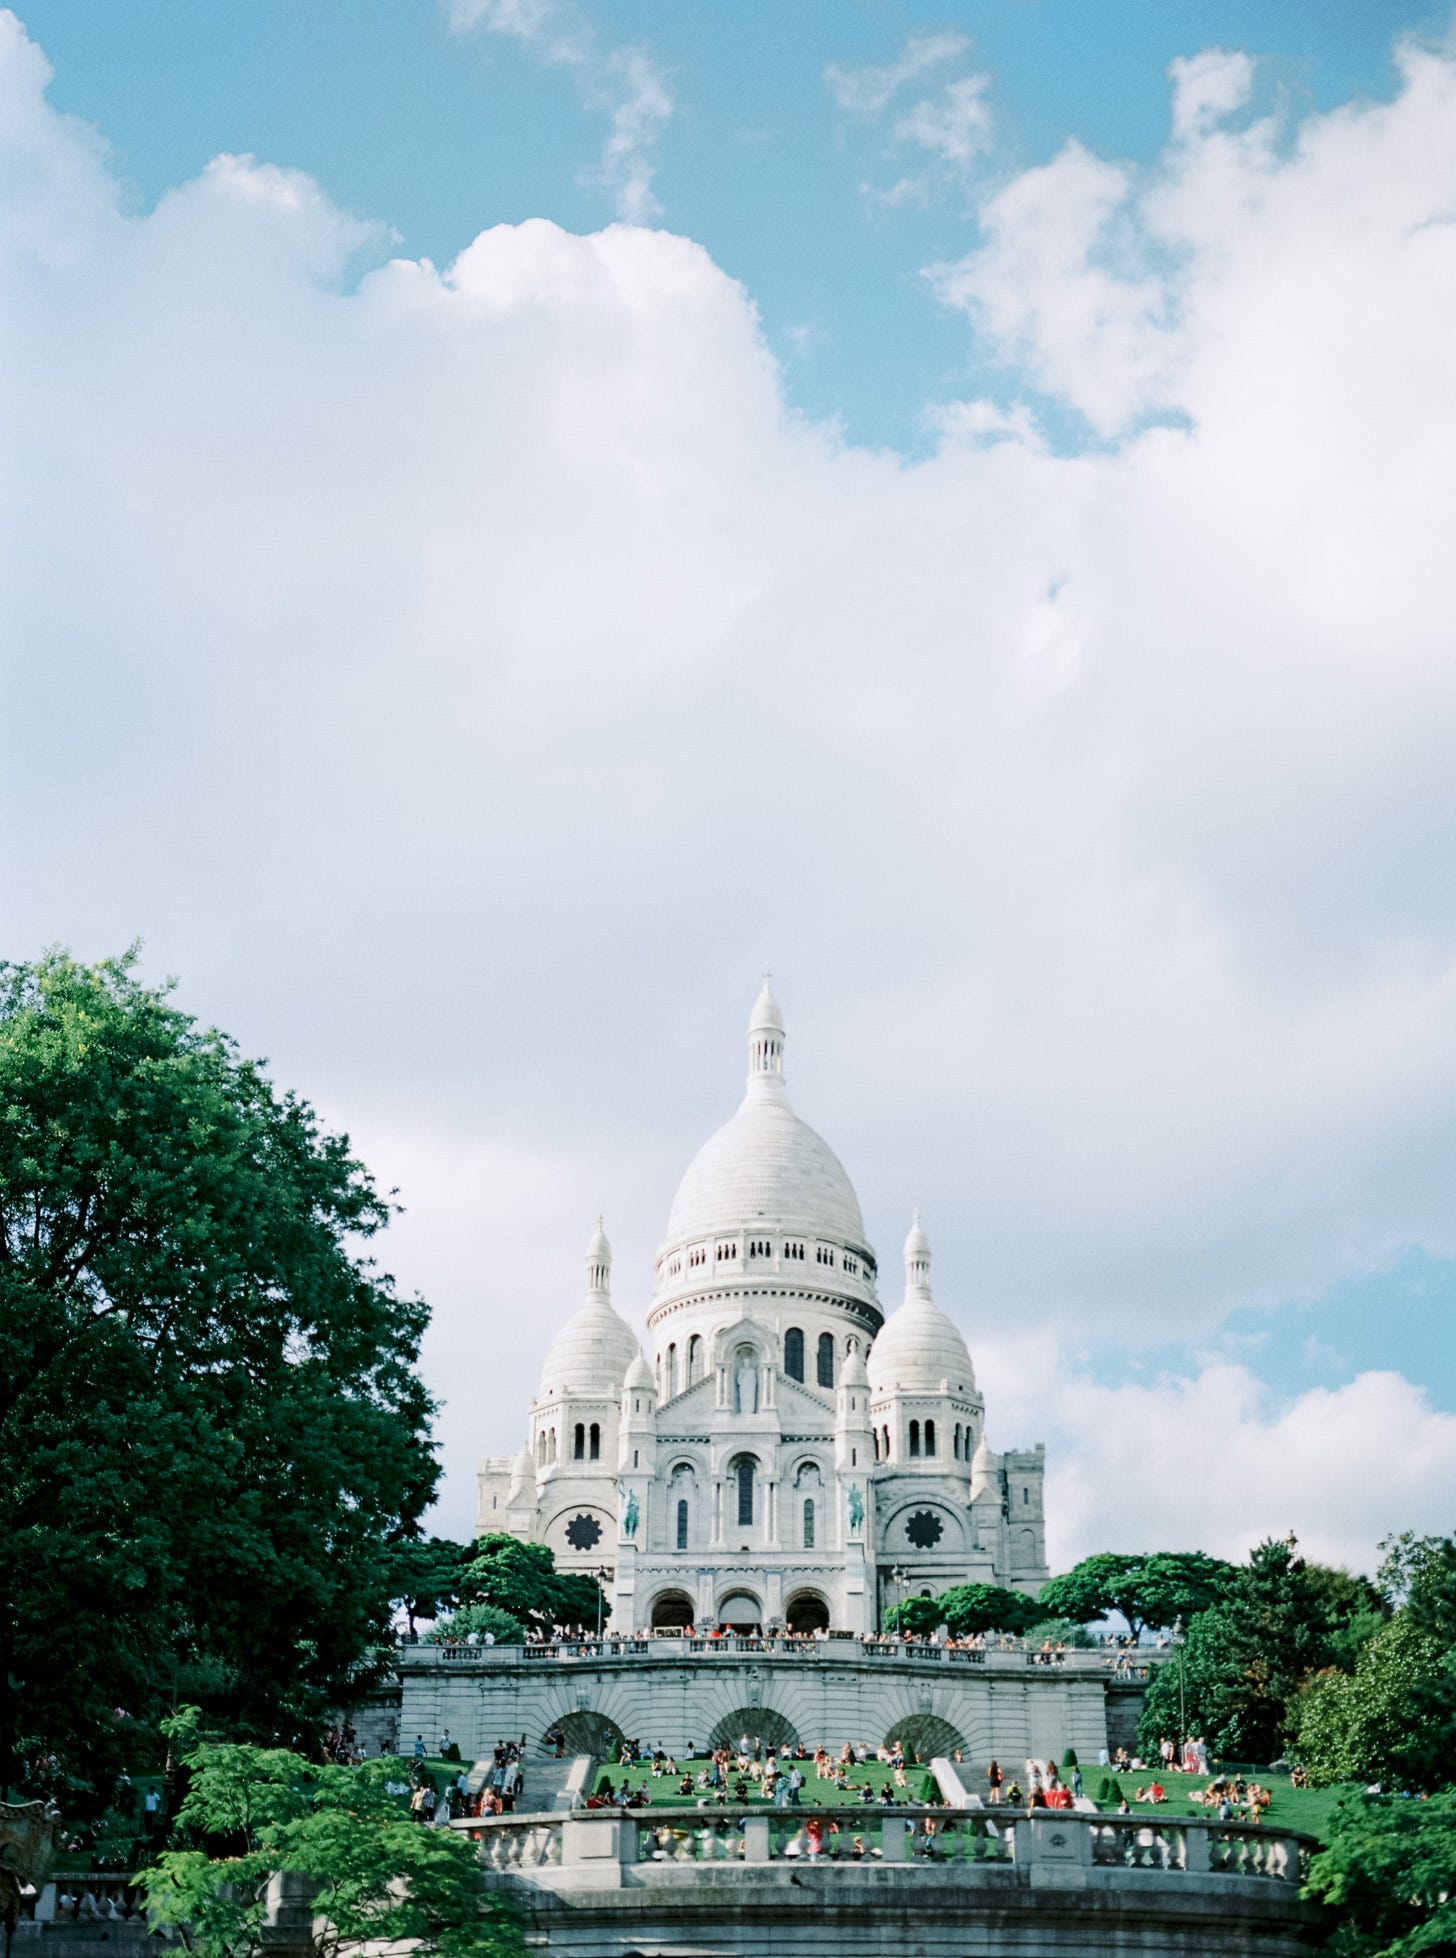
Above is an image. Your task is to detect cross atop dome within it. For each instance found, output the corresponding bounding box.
[586,1216,612,1299]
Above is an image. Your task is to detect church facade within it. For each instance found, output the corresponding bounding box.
[476,984,1048,1633]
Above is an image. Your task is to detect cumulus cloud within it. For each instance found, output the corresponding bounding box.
[448,0,671,221]
[5,16,1456,1544]
[976,1333,1456,1574]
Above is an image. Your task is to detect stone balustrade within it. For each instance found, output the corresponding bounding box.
[454,1804,1306,1887]
[416,1635,1152,1678]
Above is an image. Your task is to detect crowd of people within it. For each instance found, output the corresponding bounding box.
[586,1734,938,1811]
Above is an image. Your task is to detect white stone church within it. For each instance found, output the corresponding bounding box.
[477,984,1048,1633]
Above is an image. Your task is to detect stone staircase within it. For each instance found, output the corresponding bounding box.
[518,1751,594,1814]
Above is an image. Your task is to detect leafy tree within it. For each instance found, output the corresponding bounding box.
[1293,1620,1455,1791]
[1303,1790,1456,1958]
[1038,1551,1234,1639]
[389,1539,472,1639]
[422,1605,526,1646]
[460,1536,605,1635]
[1379,1532,1456,1646]
[934,1584,1041,1637]
[1137,1539,1331,1761]
[0,950,438,1800]
[138,1715,520,1958]
[1302,1563,1390,1673]
[882,1597,940,1636]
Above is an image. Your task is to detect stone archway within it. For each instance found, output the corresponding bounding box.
[784,1589,830,1634]
[649,1588,697,1630]
[708,1706,801,1753]
[884,1714,966,1764]
[716,1590,762,1631]
[546,1709,626,1760]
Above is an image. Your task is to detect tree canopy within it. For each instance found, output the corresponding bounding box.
[0,950,438,1802]
[460,1535,605,1635]
[1303,1791,1456,1958]
[1038,1550,1234,1639]
[138,1714,520,1958]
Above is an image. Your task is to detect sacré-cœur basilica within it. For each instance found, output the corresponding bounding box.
[477,982,1048,1633]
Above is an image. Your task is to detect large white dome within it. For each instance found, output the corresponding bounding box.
[661,982,866,1248]
[665,1093,865,1245]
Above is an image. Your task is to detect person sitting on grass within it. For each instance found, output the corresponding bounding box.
[1147,1780,1167,1803]
[878,1782,895,1804]
[678,1773,694,1796]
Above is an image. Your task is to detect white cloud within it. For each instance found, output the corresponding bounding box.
[824,30,970,118]
[1168,47,1255,144]
[5,16,1456,1542]
[448,0,671,222]
[976,1334,1456,1574]
[827,29,992,207]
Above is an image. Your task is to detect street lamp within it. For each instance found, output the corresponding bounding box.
[1172,1614,1187,1758]
[889,1565,908,1630]
[595,1568,610,1639]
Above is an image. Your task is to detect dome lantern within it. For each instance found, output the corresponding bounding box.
[586,1216,612,1299]
[747,972,786,1095]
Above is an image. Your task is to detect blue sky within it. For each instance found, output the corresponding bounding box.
[17,0,1446,450]
[5,1,1456,1567]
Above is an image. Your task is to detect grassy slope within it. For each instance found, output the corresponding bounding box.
[1096,1768,1356,1840]
[593,1757,937,1809]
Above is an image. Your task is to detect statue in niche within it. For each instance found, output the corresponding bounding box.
[734,1350,759,1414]
[622,1490,639,1538]
[847,1483,865,1534]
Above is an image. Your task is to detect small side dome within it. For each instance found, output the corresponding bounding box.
[867,1212,976,1396]
[539,1302,639,1398]
[540,1218,639,1397]
[970,1432,997,1495]
[507,1443,533,1496]
[624,1349,654,1391]
[841,1345,869,1389]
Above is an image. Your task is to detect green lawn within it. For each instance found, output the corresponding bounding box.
[593,1756,938,1809]
[1093,1768,1358,1841]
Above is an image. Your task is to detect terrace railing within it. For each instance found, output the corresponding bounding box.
[453,1806,1308,1887]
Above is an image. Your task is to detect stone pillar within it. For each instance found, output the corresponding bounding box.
[1184,1823,1209,1873]
[259,1873,316,1958]
[880,1817,910,1863]
[562,1813,630,1885]
[742,1817,771,1863]
[711,1479,724,1545]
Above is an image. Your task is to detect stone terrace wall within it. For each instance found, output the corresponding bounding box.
[397,1638,1154,1766]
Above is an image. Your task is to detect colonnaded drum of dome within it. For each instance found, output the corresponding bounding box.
[475,983,1047,1633]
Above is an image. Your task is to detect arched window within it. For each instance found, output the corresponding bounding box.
[737,1458,755,1527]
[784,1328,804,1382]
[816,1332,835,1388]
[953,1423,961,1460]
[908,1419,921,1458]
[882,1425,891,1459]
[573,1422,585,1461]
[676,1499,689,1549]
[548,1428,557,1463]
[589,1422,600,1460]
[537,1429,546,1465]
[803,1498,815,1549]
[688,1334,703,1382]
[667,1342,678,1396]
[924,1419,936,1457]
[872,1429,879,1461]
[1023,1486,1030,1505]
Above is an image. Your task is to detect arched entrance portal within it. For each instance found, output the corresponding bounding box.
[708,1707,801,1754]
[546,1710,626,1761]
[785,1590,830,1634]
[716,1591,762,1632]
[884,1714,966,1764]
[649,1589,696,1630]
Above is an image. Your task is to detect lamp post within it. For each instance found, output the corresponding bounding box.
[1172,1614,1187,1758]
[890,1565,908,1630]
[595,1568,610,1638]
